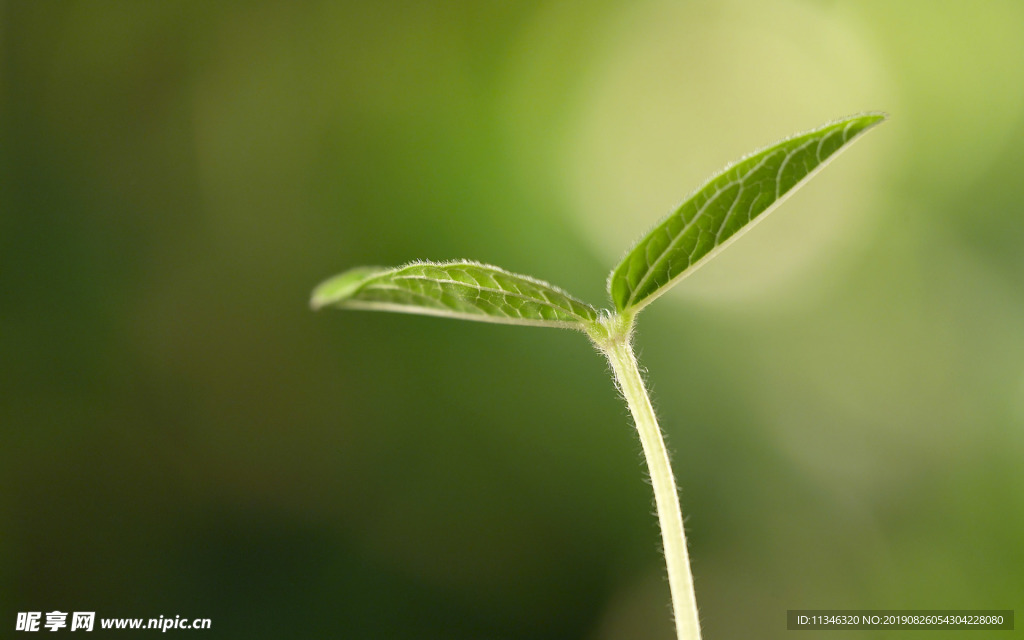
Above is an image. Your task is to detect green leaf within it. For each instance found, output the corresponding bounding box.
[608,112,887,313]
[311,261,600,330]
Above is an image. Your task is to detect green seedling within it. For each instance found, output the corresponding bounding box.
[312,113,886,639]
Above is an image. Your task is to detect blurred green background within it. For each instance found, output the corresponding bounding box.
[3,1,1022,638]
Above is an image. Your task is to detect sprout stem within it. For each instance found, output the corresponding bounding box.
[595,319,701,640]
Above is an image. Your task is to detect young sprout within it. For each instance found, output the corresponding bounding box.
[312,113,886,640]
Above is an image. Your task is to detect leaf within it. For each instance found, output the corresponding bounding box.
[311,260,600,330]
[608,112,887,313]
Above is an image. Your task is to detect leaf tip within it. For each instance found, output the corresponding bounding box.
[310,266,385,311]
[849,111,889,134]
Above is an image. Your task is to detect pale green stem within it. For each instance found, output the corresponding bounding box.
[593,317,701,640]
